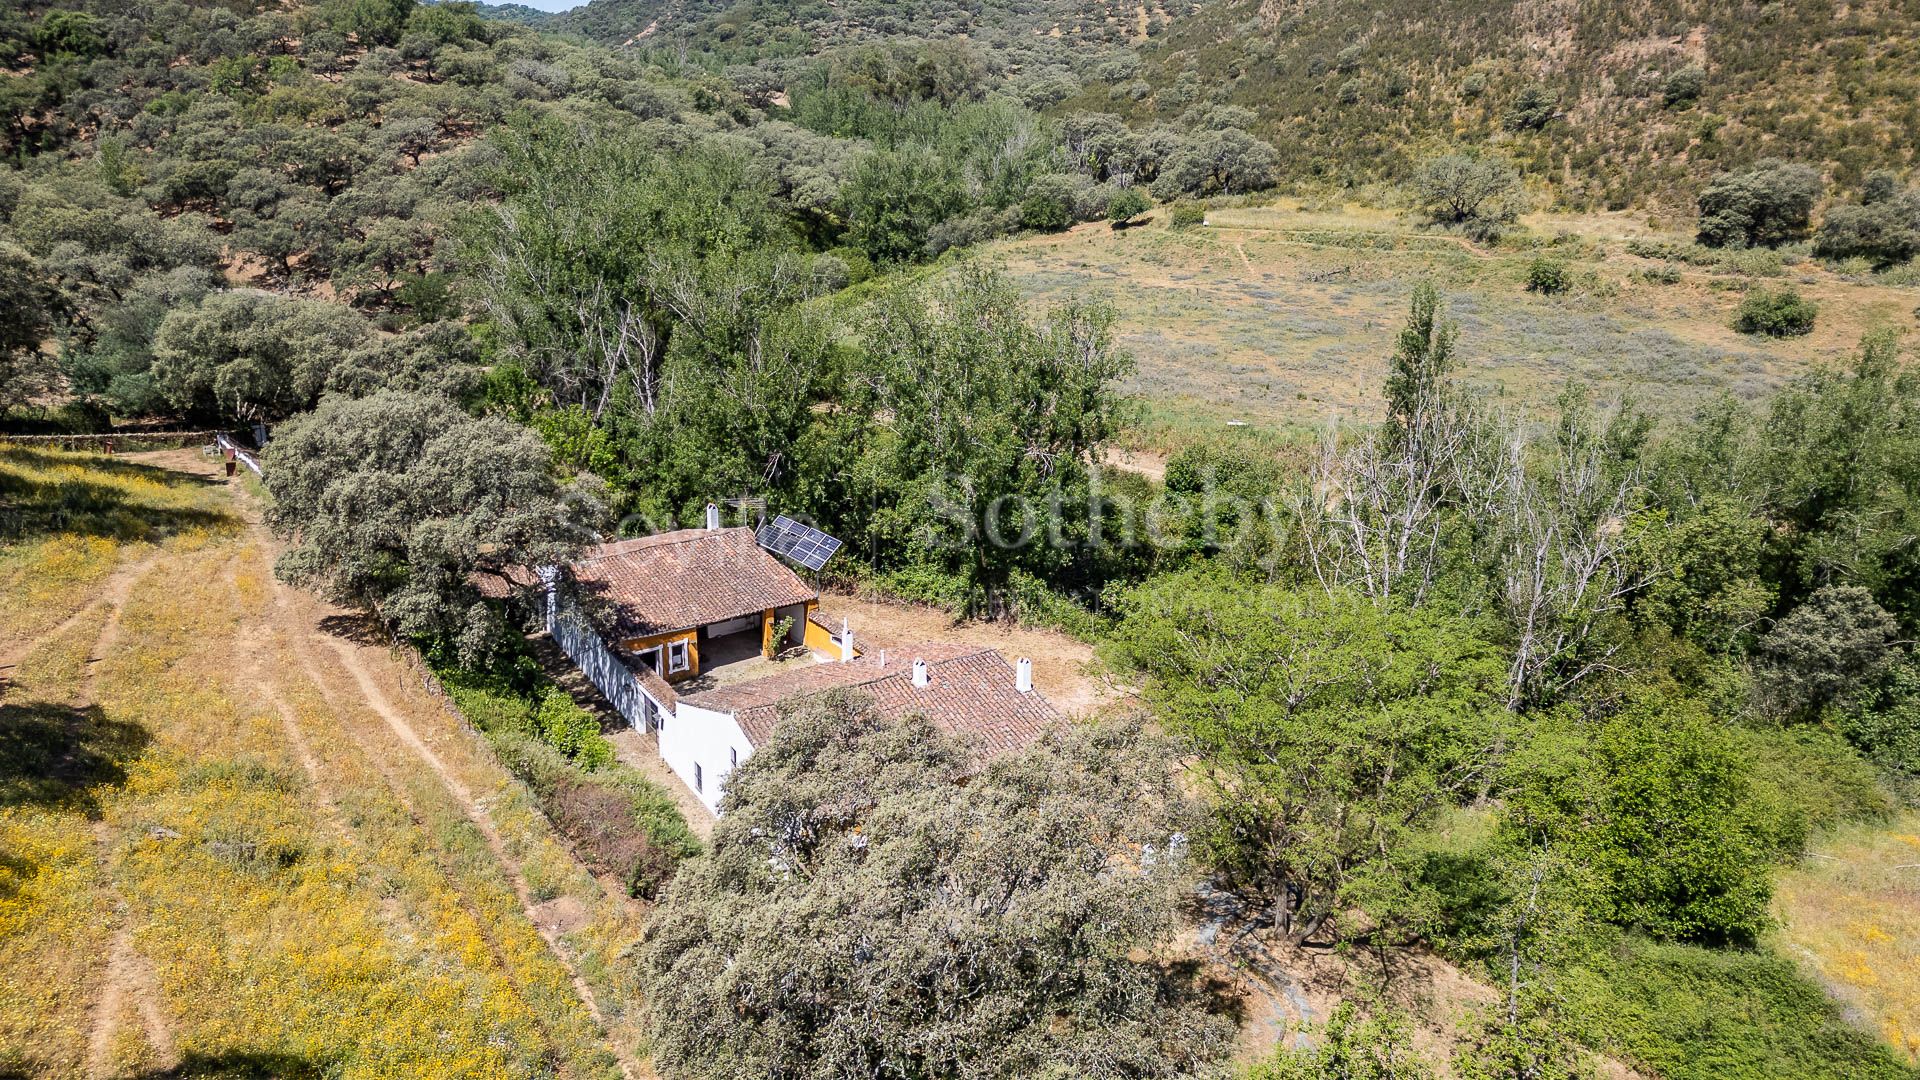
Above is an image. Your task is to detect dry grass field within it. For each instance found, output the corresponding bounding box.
[981,202,1920,439]
[1777,814,1920,1067]
[0,443,652,1079]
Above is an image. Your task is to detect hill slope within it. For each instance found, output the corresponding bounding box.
[1072,0,1920,209]
[547,0,1920,209]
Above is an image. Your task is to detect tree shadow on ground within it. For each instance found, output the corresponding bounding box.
[0,699,150,819]
[315,612,389,647]
[0,445,226,486]
[0,461,237,547]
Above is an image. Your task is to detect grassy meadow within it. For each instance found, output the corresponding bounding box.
[979,201,1920,440]
[0,444,646,1078]
[1777,815,1920,1066]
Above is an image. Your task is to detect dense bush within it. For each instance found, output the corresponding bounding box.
[533,685,614,768]
[1838,656,1920,776]
[1501,693,1775,945]
[1524,256,1572,294]
[1167,200,1207,228]
[1662,65,1707,107]
[1503,84,1558,131]
[1560,939,1920,1080]
[1732,287,1818,336]
[1107,187,1151,225]
[1813,172,1920,268]
[1696,160,1824,249]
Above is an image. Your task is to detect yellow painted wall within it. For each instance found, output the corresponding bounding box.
[802,602,860,657]
[619,628,699,681]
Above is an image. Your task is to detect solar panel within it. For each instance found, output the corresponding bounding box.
[758,515,842,572]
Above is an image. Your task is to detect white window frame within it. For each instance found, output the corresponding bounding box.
[634,644,663,673]
[668,638,691,674]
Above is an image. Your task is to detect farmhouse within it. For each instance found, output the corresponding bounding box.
[528,508,1060,812]
[565,519,822,683]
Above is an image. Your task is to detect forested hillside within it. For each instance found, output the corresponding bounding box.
[1082,0,1920,208]
[543,0,1920,210]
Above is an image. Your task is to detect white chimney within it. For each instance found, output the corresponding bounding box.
[911,658,929,688]
[1016,657,1033,693]
[704,503,721,530]
[840,619,855,663]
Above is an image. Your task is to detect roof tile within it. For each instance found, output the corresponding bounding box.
[682,643,1058,757]
[570,527,818,637]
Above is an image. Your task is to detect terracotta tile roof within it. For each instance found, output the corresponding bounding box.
[681,642,1059,757]
[569,527,818,638]
[633,663,679,709]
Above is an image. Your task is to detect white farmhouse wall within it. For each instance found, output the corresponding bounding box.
[659,701,754,814]
[546,585,657,730]
[706,612,760,637]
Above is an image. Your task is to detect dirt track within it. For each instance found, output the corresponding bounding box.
[31,449,652,1079]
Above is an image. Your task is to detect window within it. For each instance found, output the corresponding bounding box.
[634,645,662,673]
[668,639,691,674]
[693,763,703,793]
[730,747,738,769]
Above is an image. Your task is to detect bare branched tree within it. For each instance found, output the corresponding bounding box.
[1294,285,1656,708]
[1492,388,1654,707]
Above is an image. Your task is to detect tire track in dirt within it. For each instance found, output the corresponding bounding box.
[255,554,647,1080]
[258,575,572,1051]
[314,629,644,1080]
[81,557,180,1080]
[0,554,160,700]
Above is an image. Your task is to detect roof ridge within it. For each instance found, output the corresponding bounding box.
[578,526,754,563]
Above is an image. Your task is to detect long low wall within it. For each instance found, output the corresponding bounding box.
[1,430,225,450]
[546,586,664,732]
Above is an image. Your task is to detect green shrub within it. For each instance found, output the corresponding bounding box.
[1106,187,1151,226]
[1744,279,1813,316]
[1662,65,1707,107]
[1246,1000,1434,1078]
[534,685,613,768]
[1168,201,1207,228]
[1838,655,1920,777]
[1503,84,1558,131]
[1560,937,1918,1080]
[1017,173,1075,232]
[1525,256,1573,294]
[1639,262,1683,285]
[1733,287,1818,336]
[438,667,536,736]
[1696,160,1823,249]
[1738,727,1892,854]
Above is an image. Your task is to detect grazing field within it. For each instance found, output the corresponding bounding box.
[984,202,1920,437]
[0,444,650,1079]
[1777,815,1920,1067]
